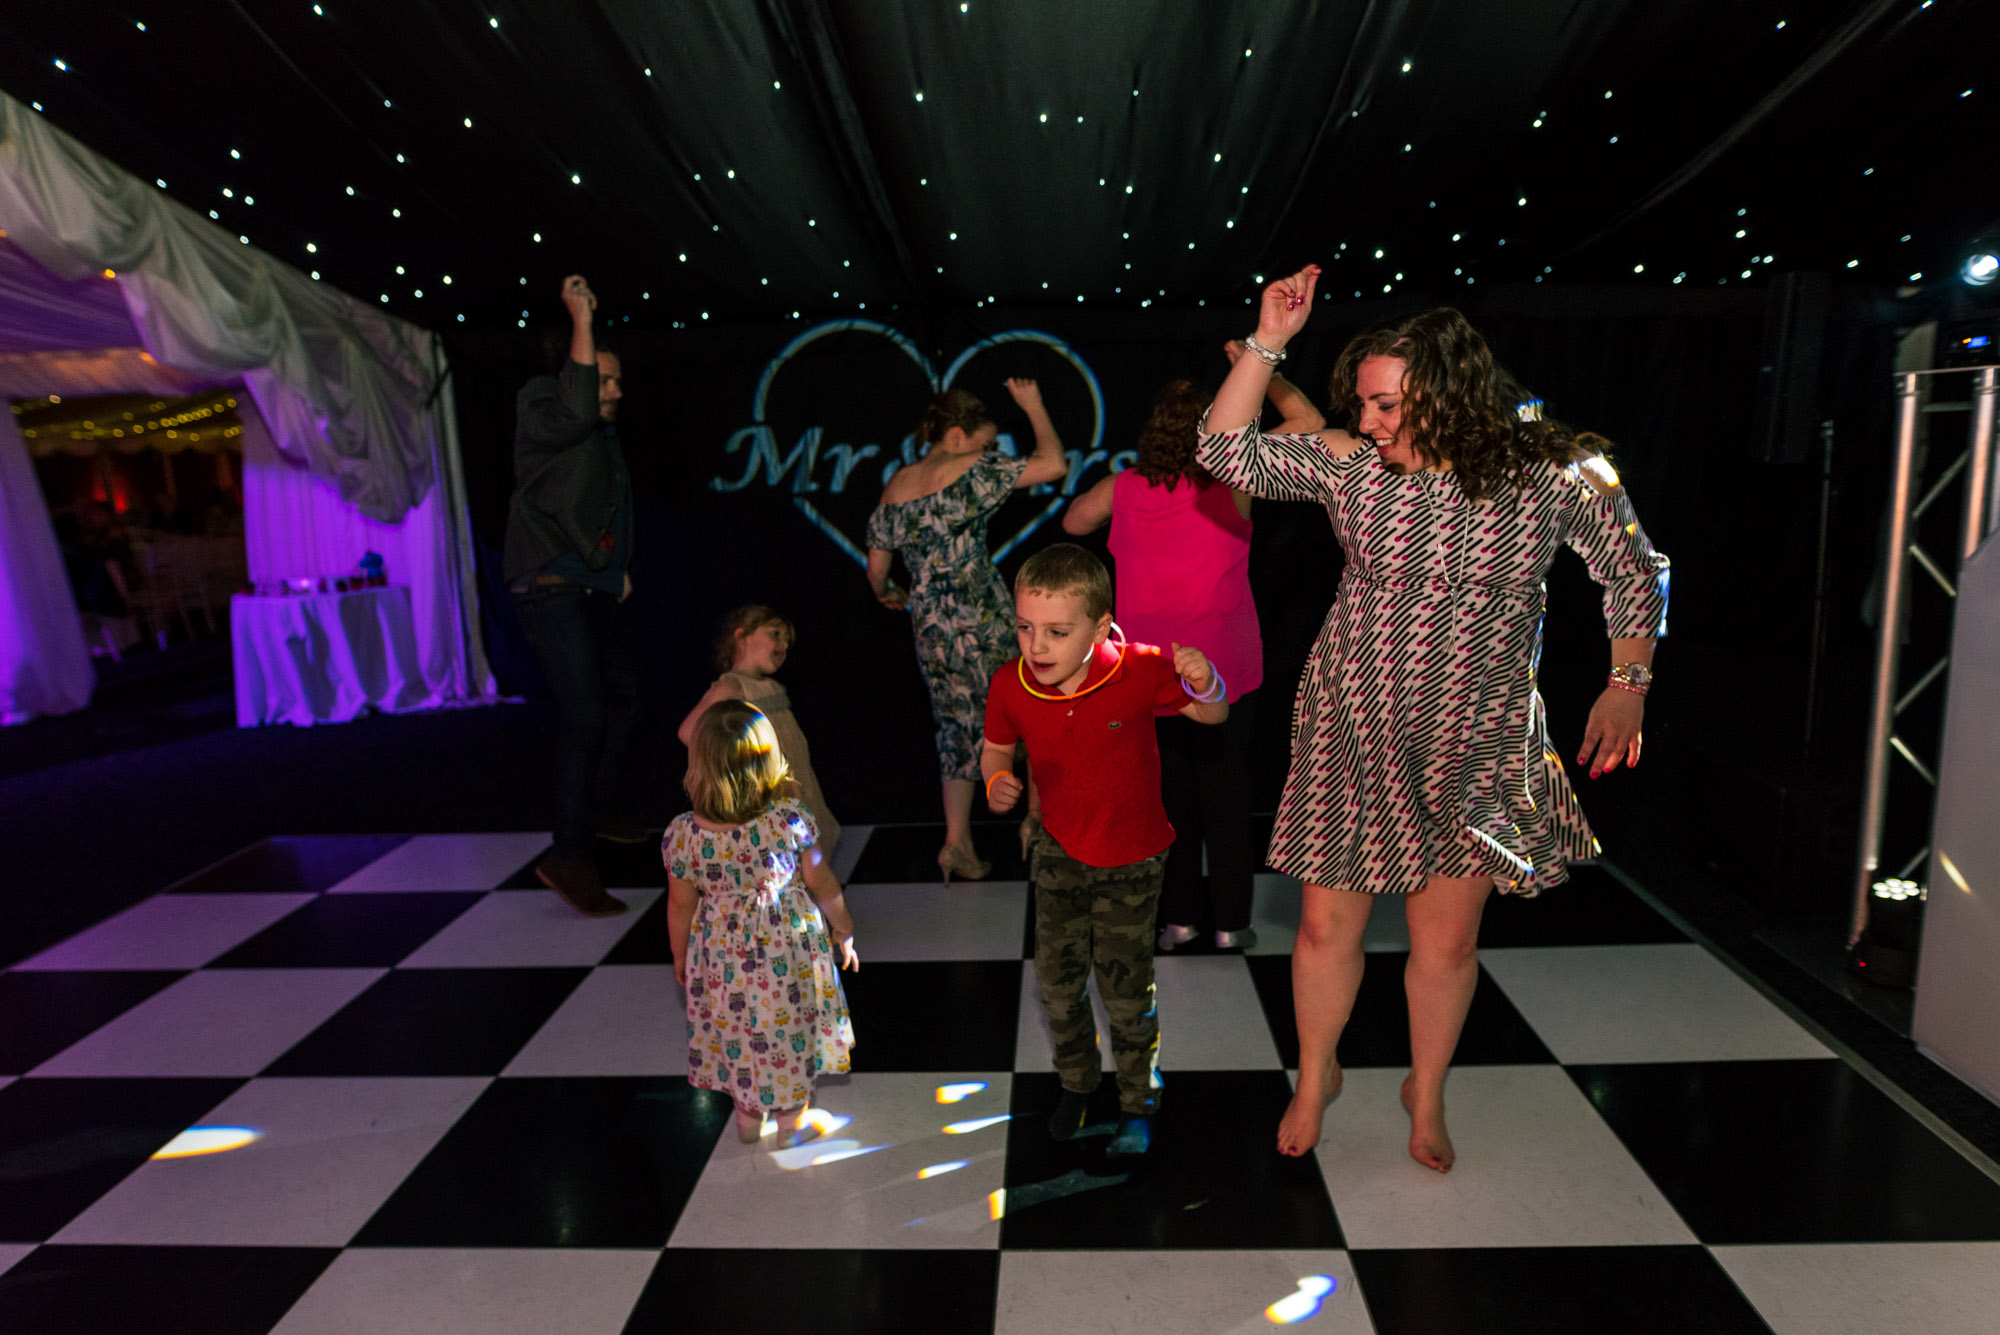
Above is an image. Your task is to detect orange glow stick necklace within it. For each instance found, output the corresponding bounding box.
[1017,625,1128,702]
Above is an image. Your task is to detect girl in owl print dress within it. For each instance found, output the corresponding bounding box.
[665,700,859,1146]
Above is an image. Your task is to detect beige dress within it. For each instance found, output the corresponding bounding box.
[715,671,841,852]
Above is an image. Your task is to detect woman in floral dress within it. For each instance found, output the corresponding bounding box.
[666,700,859,1145]
[865,379,1068,880]
[1201,270,1670,1173]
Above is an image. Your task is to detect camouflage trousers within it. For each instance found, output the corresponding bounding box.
[1030,833,1166,1115]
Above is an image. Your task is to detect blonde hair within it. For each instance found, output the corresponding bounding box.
[713,604,795,671]
[684,701,793,823]
[1016,542,1113,620]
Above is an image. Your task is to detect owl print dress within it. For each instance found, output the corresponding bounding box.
[664,800,853,1112]
[1197,420,1670,896]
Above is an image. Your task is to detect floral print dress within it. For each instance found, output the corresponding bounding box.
[865,451,1028,779]
[664,800,853,1113]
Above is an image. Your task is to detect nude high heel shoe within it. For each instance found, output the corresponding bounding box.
[938,843,991,885]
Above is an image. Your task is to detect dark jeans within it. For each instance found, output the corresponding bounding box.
[1158,690,1259,932]
[511,584,645,864]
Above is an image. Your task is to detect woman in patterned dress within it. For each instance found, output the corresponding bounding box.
[865,380,1069,881]
[666,700,859,1146]
[1200,269,1669,1171]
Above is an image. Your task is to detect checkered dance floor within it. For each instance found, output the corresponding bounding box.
[4,823,2000,1333]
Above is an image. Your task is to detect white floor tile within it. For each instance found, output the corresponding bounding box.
[269,1248,656,1335]
[1247,874,1408,955]
[30,968,385,1077]
[831,824,872,884]
[396,888,661,967]
[325,833,554,893]
[1014,956,1281,1073]
[843,880,1029,960]
[13,894,316,971]
[53,1076,490,1246]
[995,1250,1370,1334]
[0,1245,31,1278]
[1308,1065,1696,1249]
[1712,1243,2000,1335]
[1480,944,1835,1064]
[503,965,683,1076]
[668,1071,1011,1249]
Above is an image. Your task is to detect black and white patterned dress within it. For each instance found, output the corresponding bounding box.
[1198,421,1670,896]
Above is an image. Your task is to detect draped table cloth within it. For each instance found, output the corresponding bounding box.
[231,586,427,727]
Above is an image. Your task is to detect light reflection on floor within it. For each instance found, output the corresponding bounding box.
[149,1126,262,1159]
[935,1081,988,1104]
[1264,1275,1336,1324]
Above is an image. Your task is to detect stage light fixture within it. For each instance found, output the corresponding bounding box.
[1963,251,1999,287]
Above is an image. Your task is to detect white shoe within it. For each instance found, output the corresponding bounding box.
[1156,923,1198,952]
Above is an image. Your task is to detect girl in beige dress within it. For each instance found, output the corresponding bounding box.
[678,606,840,853]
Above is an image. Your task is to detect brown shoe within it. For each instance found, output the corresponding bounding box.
[594,818,652,845]
[536,856,627,917]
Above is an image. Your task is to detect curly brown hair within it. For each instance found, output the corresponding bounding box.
[916,388,994,449]
[1328,308,1578,503]
[1132,379,1216,490]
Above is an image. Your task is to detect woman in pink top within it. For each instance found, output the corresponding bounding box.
[1064,352,1324,948]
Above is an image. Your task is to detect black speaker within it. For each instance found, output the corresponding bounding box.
[1754,272,1830,464]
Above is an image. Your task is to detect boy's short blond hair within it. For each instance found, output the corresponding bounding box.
[684,700,794,824]
[1017,543,1113,621]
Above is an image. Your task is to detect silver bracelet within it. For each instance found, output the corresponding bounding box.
[1241,334,1286,366]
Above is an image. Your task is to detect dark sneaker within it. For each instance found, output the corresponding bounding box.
[1049,1088,1091,1141]
[536,856,627,917]
[1107,1114,1153,1158]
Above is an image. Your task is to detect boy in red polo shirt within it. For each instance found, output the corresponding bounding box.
[982,543,1228,1157]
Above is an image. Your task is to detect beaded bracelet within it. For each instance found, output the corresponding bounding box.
[1606,677,1649,696]
[1242,334,1286,366]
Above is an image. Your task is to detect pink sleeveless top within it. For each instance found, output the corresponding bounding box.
[1106,468,1262,703]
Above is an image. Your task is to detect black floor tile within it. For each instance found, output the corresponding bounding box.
[0,971,186,1074]
[0,1077,243,1240]
[844,821,1032,886]
[840,961,1020,1072]
[1572,1058,2000,1244]
[1350,1245,1772,1335]
[261,968,587,1076]
[353,1076,729,1248]
[496,833,663,890]
[166,835,410,894]
[627,1248,1000,1335]
[600,892,671,965]
[1246,952,1554,1069]
[1476,865,1690,948]
[0,1244,338,1335]
[206,892,482,968]
[999,1070,1342,1249]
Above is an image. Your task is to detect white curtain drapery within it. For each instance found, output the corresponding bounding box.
[0,412,94,724]
[0,89,495,723]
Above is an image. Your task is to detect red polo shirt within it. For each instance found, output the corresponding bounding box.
[984,640,1189,868]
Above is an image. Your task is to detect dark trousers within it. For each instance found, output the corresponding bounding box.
[1158,690,1259,932]
[511,584,645,864]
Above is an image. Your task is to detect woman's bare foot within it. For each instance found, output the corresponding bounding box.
[1277,1067,1343,1156]
[1401,1073,1455,1172]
